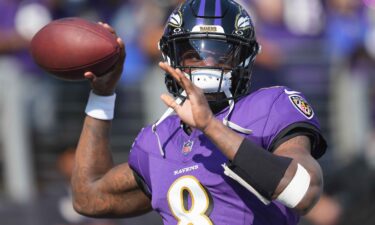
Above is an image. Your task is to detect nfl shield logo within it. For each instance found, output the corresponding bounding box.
[182,140,194,155]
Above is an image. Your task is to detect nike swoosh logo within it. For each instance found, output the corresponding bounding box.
[284,89,301,95]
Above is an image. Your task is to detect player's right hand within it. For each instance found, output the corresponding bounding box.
[159,62,215,132]
[84,22,126,96]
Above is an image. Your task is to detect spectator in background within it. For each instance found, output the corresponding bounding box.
[303,194,342,225]
[306,2,375,225]
[240,0,285,91]
[247,0,328,94]
[325,0,368,60]
[0,0,53,204]
[327,0,372,168]
[50,0,123,23]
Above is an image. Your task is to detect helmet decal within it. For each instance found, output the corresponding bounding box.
[192,25,225,33]
[236,16,250,29]
[214,0,223,25]
[235,15,251,30]
[197,0,206,17]
[168,11,183,28]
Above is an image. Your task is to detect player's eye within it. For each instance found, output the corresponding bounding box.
[180,51,204,67]
[182,51,202,61]
[218,56,229,64]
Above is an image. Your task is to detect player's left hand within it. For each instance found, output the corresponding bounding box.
[159,62,215,131]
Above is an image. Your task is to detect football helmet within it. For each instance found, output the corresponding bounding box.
[153,0,258,155]
[159,0,259,101]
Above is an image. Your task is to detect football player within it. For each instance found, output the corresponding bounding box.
[72,0,327,224]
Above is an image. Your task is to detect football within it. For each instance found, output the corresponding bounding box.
[30,17,120,81]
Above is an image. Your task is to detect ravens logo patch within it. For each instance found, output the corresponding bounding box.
[289,95,314,119]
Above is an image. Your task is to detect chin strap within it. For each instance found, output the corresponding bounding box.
[152,91,187,157]
[223,89,252,134]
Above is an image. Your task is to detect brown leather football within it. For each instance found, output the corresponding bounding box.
[30,17,120,81]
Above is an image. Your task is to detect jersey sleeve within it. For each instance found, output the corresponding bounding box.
[128,127,153,197]
[262,89,327,159]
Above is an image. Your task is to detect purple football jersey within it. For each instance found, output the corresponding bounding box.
[128,86,323,225]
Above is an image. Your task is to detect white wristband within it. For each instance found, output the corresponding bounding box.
[85,91,116,120]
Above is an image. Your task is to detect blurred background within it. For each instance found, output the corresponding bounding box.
[0,0,374,224]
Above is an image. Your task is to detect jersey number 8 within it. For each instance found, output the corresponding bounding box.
[167,175,213,225]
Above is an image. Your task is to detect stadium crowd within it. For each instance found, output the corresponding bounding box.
[0,0,374,224]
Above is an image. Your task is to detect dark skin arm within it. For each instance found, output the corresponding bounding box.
[159,62,323,215]
[72,117,152,217]
[71,23,152,217]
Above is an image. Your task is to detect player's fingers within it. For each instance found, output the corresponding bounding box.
[161,94,182,113]
[84,71,95,80]
[159,62,199,96]
[159,62,188,87]
[159,62,180,82]
[117,37,126,59]
[117,37,124,48]
[159,62,202,98]
[98,21,116,35]
[103,23,116,35]
[175,68,196,93]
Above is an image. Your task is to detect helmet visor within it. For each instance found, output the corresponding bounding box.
[174,39,247,69]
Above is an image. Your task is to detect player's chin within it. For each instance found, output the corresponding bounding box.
[205,93,229,114]
[205,92,226,101]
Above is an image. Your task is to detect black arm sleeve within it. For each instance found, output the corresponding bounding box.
[229,139,293,200]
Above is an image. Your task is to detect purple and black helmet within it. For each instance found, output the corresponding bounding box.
[159,0,260,101]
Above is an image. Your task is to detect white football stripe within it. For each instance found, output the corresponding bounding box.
[284,89,301,95]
